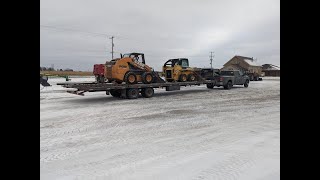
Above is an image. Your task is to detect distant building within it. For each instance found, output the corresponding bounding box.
[64,68,74,72]
[221,55,262,80]
[221,55,262,73]
[262,64,280,76]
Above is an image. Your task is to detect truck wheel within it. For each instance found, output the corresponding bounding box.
[187,74,196,81]
[110,89,121,97]
[142,72,153,84]
[207,83,214,89]
[124,72,137,84]
[224,81,232,90]
[126,88,139,99]
[141,87,154,98]
[244,80,249,88]
[179,74,187,82]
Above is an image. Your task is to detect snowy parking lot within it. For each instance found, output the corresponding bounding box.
[40,77,280,180]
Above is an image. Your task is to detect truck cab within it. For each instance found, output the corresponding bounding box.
[215,70,250,89]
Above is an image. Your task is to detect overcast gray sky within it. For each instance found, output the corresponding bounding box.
[40,0,280,71]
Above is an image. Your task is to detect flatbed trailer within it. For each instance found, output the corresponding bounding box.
[57,80,216,99]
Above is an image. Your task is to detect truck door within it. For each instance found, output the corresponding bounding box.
[234,71,241,84]
[239,71,245,84]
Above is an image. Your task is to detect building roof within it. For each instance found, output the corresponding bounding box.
[243,59,260,66]
[235,55,253,60]
[262,64,280,70]
[224,55,261,67]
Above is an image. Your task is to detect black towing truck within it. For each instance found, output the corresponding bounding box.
[214,70,250,89]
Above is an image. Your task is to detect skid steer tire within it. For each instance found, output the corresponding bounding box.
[142,72,154,84]
[187,74,196,81]
[124,72,137,84]
[179,74,187,82]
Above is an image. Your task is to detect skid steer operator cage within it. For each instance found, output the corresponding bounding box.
[122,53,145,64]
[163,58,189,68]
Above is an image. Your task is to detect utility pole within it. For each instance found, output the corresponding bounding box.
[209,52,214,69]
[110,36,114,59]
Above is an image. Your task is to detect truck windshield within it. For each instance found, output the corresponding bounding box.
[220,71,234,76]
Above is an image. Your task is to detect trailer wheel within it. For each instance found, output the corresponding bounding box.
[224,81,232,90]
[126,88,139,99]
[187,74,196,81]
[141,87,154,98]
[124,72,137,84]
[110,89,121,97]
[96,76,105,83]
[244,80,249,88]
[179,74,187,82]
[142,72,154,84]
[250,75,254,81]
[207,83,214,89]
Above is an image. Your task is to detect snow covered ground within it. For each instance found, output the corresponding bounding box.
[40,77,280,180]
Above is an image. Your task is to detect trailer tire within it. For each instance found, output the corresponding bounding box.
[224,81,232,90]
[250,75,254,81]
[110,89,121,97]
[187,74,196,81]
[207,83,214,89]
[141,88,154,98]
[244,80,249,88]
[124,72,137,84]
[179,74,187,82]
[126,88,139,99]
[96,76,105,83]
[142,72,153,84]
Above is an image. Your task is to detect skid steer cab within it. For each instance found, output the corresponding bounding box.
[163,58,198,82]
[103,52,163,84]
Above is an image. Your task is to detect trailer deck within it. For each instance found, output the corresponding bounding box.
[57,80,216,98]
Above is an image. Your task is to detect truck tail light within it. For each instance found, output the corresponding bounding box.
[219,77,223,81]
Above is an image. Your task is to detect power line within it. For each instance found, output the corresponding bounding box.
[40,25,113,38]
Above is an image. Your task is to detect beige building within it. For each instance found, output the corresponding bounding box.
[221,55,262,80]
[262,64,280,77]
